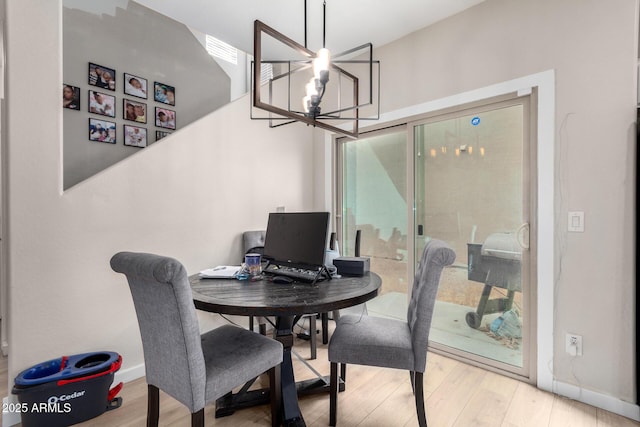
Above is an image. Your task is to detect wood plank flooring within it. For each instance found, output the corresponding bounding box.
[1,329,638,426]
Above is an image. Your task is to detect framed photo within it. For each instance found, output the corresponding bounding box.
[63,84,80,110]
[88,90,115,117]
[88,62,116,91]
[154,82,175,106]
[124,73,148,99]
[155,107,176,130]
[88,118,116,144]
[123,99,147,124]
[124,125,147,148]
[156,130,171,141]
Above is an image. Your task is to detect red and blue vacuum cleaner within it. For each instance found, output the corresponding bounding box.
[12,351,123,427]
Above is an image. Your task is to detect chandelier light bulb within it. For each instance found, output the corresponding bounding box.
[305,79,318,97]
[313,48,331,79]
[302,95,311,112]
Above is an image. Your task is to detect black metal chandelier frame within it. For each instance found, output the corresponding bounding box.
[250,4,380,138]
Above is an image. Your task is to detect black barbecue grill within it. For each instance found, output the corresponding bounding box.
[466,232,522,329]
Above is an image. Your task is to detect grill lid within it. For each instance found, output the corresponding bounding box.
[481,232,521,260]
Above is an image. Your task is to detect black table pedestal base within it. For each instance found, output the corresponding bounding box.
[283,416,305,427]
[215,315,344,426]
[214,375,345,418]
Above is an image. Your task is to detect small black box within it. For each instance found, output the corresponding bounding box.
[333,257,370,276]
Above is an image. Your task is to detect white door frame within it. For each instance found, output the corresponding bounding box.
[0,13,8,356]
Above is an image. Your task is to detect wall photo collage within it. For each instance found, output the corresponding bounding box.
[64,62,177,148]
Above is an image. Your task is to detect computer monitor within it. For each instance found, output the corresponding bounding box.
[263,212,330,270]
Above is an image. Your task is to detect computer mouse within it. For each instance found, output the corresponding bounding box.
[272,276,293,284]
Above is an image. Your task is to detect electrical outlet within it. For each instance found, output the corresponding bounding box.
[566,333,583,356]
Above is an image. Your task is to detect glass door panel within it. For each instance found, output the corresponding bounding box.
[414,102,529,372]
[340,129,408,320]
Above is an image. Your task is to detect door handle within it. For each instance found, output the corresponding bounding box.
[516,222,530,250]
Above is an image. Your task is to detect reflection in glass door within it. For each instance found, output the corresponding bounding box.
[413,99,531,375]
[339,128,409,319]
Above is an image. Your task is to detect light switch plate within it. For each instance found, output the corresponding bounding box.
[567,211,584,232]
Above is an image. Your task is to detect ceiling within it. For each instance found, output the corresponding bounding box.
[134,0,485,55]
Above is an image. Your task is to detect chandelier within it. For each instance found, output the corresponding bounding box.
[251,0,380,138]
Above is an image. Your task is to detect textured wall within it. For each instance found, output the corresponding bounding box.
[63,1,231,188]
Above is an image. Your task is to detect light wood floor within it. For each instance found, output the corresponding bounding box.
[2,331,639,427]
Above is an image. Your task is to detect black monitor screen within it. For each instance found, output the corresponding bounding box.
[263,212,330,269]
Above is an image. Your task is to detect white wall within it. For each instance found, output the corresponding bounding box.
[5,0,314,396]
[369,0,637,408]
[0,0,6,356]
[63,1,232,189]
[188,27,250,102]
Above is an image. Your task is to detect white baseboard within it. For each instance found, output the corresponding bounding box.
[113,362,145,385]
[553,380,640,422]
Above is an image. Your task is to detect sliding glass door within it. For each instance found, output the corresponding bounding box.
[413,97,532,376]
[337,93,535,379]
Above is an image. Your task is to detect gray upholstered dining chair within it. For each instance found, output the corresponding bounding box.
[327,239,456,427]
[110,252,283,427]
[243,229,266,257]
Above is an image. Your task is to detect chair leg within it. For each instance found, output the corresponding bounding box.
[410,371,415,394]
[191,409,204,427]
[269,365,282,427]
[321,312,329,344]
[259,317,267,335]
[414,372,427,427]
[309,315,317,359]
[340,362,347,383]
[147,384,160,427]
[330,362,339,426]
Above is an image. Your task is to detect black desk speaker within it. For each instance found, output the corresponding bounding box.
[333,257,370,276]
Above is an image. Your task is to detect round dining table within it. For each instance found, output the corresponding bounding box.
[189,271,381,427]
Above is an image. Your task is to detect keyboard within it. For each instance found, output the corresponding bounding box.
[264,264,324,282]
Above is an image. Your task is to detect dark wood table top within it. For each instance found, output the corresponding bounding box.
[189,272,381,317]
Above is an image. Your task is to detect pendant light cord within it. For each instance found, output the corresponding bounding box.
[304,0,308,48]
[322,0,326,48]
[305,0,327,49]
[304,0,327,48]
